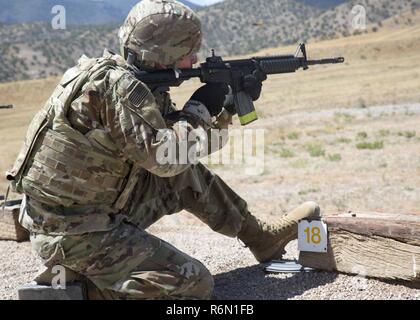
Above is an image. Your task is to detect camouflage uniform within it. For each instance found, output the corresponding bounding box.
[9,0,321,300]
[7,0,249,300]
[27,158,248,300]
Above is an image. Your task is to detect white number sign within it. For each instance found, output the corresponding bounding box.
[298,220,328,253]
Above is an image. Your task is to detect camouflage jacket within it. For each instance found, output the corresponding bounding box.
[7,49,221,235]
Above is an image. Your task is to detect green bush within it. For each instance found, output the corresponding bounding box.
[398,131,416,139]
[279,148,295,158]
[356,141,384,150]
[357,132,368,139]
[291,159,309,169]
[287,132,300,140]
[336,137,351,144]
[356,98,367,108]
[335,112,355,123]
[298,188,319,196]
[378,129,390,137]
[307,144,326,157]
[328,153,342,162]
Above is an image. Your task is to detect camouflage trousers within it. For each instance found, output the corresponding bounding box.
[30,163,249,300]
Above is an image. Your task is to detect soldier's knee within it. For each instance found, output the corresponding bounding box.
[183,261,214,300]
[197,266,214,299]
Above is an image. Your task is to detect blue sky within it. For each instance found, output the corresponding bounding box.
[189,0,224,5]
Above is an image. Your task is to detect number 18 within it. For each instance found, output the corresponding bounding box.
[304,226,321,244]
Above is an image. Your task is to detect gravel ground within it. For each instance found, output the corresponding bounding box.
[1,218,419,300]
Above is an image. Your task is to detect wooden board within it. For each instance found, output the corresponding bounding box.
[298,211,420,285]
[0,199,29,242]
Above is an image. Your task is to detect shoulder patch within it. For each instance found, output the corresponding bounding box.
[128,83,149,108]
[114,72,166,130]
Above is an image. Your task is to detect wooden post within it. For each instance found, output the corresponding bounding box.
[0,199,29,242]
[298,211,420,285]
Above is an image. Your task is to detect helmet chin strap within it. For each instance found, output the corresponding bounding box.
[127,52,136,66]
[125,50,155,71]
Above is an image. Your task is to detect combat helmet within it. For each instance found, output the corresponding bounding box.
[118,0,202,69]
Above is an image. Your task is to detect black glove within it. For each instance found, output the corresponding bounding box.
[242,68,267,101]
[223,68,267,115]
[190,83,229,117]
[224,102,237,115]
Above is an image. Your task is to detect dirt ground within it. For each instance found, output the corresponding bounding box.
[1,226,419,300]
[0,16,419,300]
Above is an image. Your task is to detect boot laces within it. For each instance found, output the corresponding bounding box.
[260,215,296,234]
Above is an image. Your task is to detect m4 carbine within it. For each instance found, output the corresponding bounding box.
[134,43,345,126]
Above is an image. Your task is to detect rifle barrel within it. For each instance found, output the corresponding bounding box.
[307,57,345,65]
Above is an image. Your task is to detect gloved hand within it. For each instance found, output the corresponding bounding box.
[242,67,267,101]
[190,83,230,117]
[223,67,267,116]
[224,103,237,115]
[213,109,233,130]
[182,100,212,129]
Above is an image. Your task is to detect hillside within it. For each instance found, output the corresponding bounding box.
[199,0,420,56]
[197,0,320,56]
[0,0,200,25]
[302,0,420,39]
[296,0,346,9]
[1,0,420,82]
[0,23,119,82]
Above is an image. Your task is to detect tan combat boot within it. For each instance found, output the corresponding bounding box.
[238,201,321,263]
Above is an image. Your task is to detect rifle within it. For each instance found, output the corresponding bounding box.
[0,105,13,109]
[134,43,345,125]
